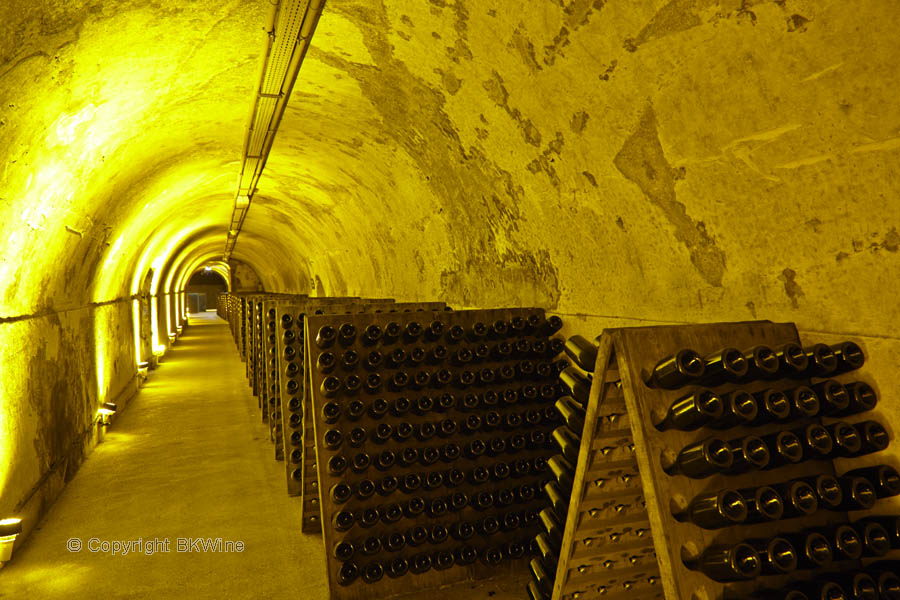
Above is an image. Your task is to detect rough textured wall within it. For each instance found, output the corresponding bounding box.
[247,0,899,340]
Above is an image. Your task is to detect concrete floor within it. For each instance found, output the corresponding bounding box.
[0,312,527,599]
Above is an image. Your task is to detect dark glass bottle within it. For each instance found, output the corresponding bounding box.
[665,437,734,479]
[377,476,398,496]
[828,422,863,457]
[364,351,384,371]
[337,323,356,346]
[351,452,371,473]
[560,367,591,405]
[727,435,770,473]
[320,376,342,398]
[743,345,780,379]
[791,423,834,460]
[555,396,585,433]
[804,344,838,377]
[814,380,851,416]
[831,573,878,600]
[360,536,382,556]
[472,491,494,511]
[407,525,428,547]
[327,455,348,476]
[333,540,355,562]
[564,335,599,373]
[333,510,355,532]
[702,347,749,385]
[761,431,804,468]
[539,508,564,547]
[814,524,863,560]
[675,489,748,529]
[745,537,798,575]
[775,342,809,378]
[548,455,575,495]
[786,385,821,419]
[315,325,336,349]
[751,389,791,424]
[772,481,819,518]
[529,558,552,594]
[322,401,341,424]
[856,522,892,557]
[446,325,465,344]
[687,542,761,581]
[854,420,890,456]
[831,341,865,374]
[317,351,336,373]
[649,349,705,389]
[330,483,353,504]
[655,390,724,431]
[740,485,784,523]
[796,474,844,510]
[552,426,580,464]
[786,582,846,600]
[368,398,389,419]
[324,429,344,451]
[856,517,900,549]
[455,545,478,566]
[372,423,393,444]
[337,562,359,586]
[708,390,758,429]
[448,491,468,511]
[782,532,833,569]
[842,382,878,416]
[410,553,432,575]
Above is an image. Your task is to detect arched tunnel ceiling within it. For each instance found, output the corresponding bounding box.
[0,0,898,336]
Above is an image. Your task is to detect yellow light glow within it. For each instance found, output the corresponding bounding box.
[150,295,161,353]
[132,299,142,367]
[164,294,173,336]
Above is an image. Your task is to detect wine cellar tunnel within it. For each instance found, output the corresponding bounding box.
[1,0,900,598]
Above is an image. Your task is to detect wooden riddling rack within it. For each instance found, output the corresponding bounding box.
[306,308,567,600]
[279,300,446,533]
[275,298,398,496]
[554,321,891,600]
[551,333,663,600]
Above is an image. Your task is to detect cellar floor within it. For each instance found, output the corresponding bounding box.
[0,312,527,600]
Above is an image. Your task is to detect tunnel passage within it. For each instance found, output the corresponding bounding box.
[1,0,900,595]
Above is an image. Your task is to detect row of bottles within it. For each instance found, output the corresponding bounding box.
[656,380,877,432]
[687,516,900,582]
[649,342,865,389]
[675,465,900,529]
[527,336,597,600]
[315,347,568,373]
[664,419,890,478]
[315,316,563,350]
[755,563,900,600]
[327,459,550,500]
[320,389,568,425]
[337,539,534,585]
[333,515,538,561]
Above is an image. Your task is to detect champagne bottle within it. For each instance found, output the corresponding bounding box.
[333,540,355,562]
[828,422,863,457]
[364,351,384,370]
[743,345,780,379]
[831,341,865,374]
[333,510,355,532]
[455,545,478,566]
[776,342,809,378]
[814,380,851,416]
[377,476,398,496]
[552,426,580,464]
[448,491,468,511]
[407,525,428,546]
[446,325,465,344]
[362,324,382,346]
[855,516,900,549]
[791,423,834,459]
[686,542,761,581]
[317,352,336,373]
[727,435,770,473]
[782,532,833,569]
[433,549,455,570]
[383,532,405,552]
[368,398,389,419]
[830,573,878,600]
[330,483,353,504]
[745,537,798,575]
[327,455,348,476]
[856,522,892,557]
[560,367,591,405]
[813,524,863,560]
[708,390,758,429]
[316,325,336,349]
[832,476,877,511]
[410,553,432,574]
[351,452,371,473]
[805,344,838,377]
[665,437,734,478]
[650,349,705,389]
[655,390,724,431]
[761,431,804,468]
[544,481,569,520]
[786,385,820,419]
[564,335,599,373]
[322,401,341,424]
[854,420,890,456]
[527,580,551,600]
[529,558,553,595]
[675,489,748,529]
[772,481,819,518]
[548,455,575,495]
[702,347,749,385]
[337,562,360,585]
[740,485,784,523]
[539,507,564,547]
[555,396,585,433]
[785,583,846,600]
[796,474,843,510]
[751,389,791,424]
[337,323,356,346]
[360,536,382,556]
[324,429,344,450]
[842,382,878,416]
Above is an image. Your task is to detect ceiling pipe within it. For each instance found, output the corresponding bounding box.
[224,0,327,260]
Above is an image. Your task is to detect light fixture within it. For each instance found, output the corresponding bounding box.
[0,518,22,564]
[97,402,118,425]
[204,266,212,272]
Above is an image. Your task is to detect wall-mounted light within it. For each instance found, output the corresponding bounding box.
[0,518,22,564]
[97,402,118,426]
